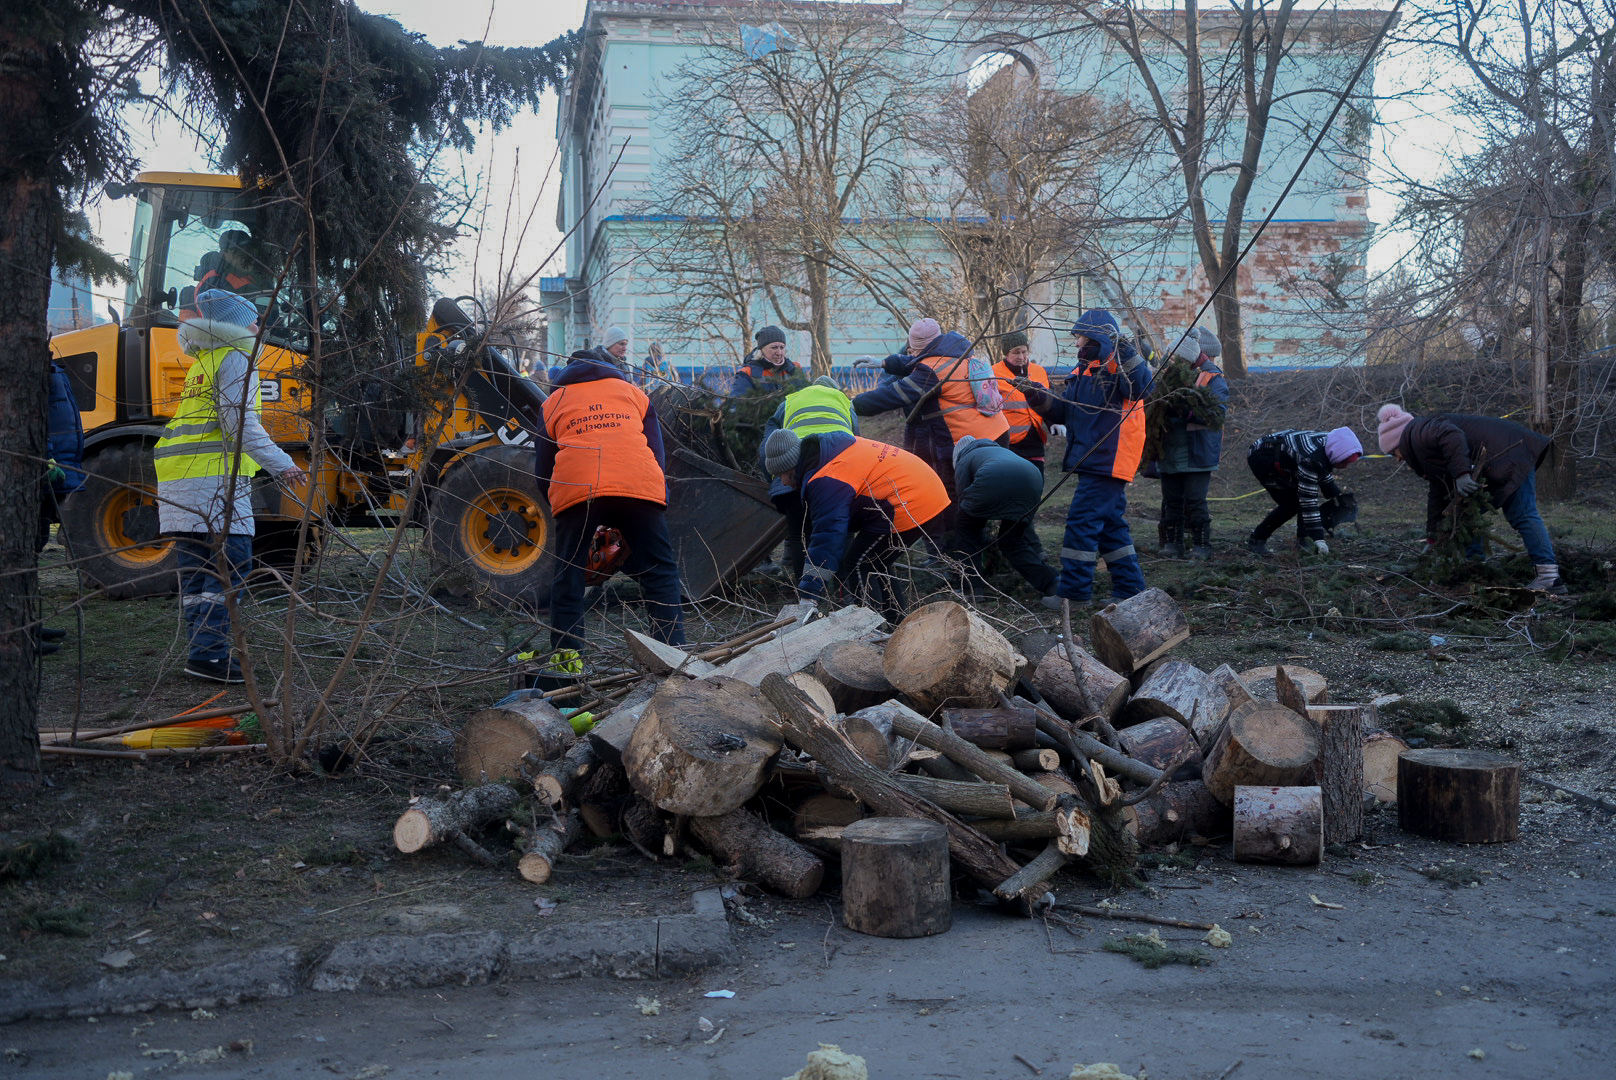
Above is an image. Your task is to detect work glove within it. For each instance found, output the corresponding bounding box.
[1011,376,1038,393]
[1049,424,1067,438]
[1313,539,1330,556]
[44,458,65,485]
[1454,475,1481,497]
[853,355,878,368]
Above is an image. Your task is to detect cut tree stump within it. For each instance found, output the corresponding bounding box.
[814,639,894,713]
[1121,780,1228,846]
[1032,644,1129,722]
[883,601,1018,711]
[394,784,525,854]
[716,605,884,686]
[1397,749,1520,843]
[1233,785,1323,865]
[455,696,576,785]
[1089,588,1190,675]
[941,708,1037,751]
[1122,660,1227,735]
[1307,704,1367,844]
[1202,701,1322,806]
[689,808,825,899]
[1116,717,1203,778]
[1361,728,1409,804]
[793,792,864,834]
[512,811,582,884]
[1237,665,1328,706]
[840,817,952,938]
[623,676,783,816]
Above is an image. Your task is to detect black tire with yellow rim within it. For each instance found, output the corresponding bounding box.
[427,444,554,609]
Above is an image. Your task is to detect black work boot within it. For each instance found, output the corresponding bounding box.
[1158,523,1186,559]
[1189,524,1213,560]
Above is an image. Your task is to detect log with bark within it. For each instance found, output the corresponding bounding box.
[893,774,1017,818]
[1122,660,1228,735]
[941,708,1038,751]
[1121,780,1228,846]
[394,784,525,854]
[622,676,783,816]
[758,673,1046,908]
[621,794,668,858]
[531,740,598,808]
[1202,701,1322,805]
[1361,727,1409,804]
[576,761,629,838]
[968,804,1092,851]
[1307,704,1367,844]
[512,811,583,884]
[1116,717,1203,779]
[842,702,912,771]
[883,601,1019,711]
[786,673,839,720]
[715,605,885,686]
[1397,749,1520,843]
[455,696,577,785]
[1012,748,1062,772]
[883,709,1058,811]
[1206,664,1256,715]
[814,639,894,713]
[1032,643,1129,722]
[1233,785,1323,864]
[584,677,664,766]
[689,807,826,899]
[840,817,952,938]
[1089,588,1190,675]
[1237,665,1328,706]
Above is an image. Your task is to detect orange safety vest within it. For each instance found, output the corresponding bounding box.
[994,360,1049,446]
[813,437,950,533]
[919,354,1010,443]
[1087,355,1148,483]
[541,377,666,514]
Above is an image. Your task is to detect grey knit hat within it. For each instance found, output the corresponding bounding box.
[602,326,628,349]
[1000,330,1029,350]
[813,375,839,389]
[952,435,982,472]
[754,325,786,347]
[764,428,802,476]
[1193,326,1222,358]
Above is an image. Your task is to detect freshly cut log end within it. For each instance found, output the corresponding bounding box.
[1397,749,1520,844]
[815,639,894,713]
[392,809,435,855]
[840,817,952,938]
[1361,729,1410,804]
[1122,660,1226,736]
[514,812,582,885]
[1233,785,1323,865]
[786,673,839,720]
[623,676,784,816]
[455,698,577,785]
[793,792,865,833]
[1237,665,1328,706]
[1088,588,1190,675]
[1202,701,1322,806]
[883,601,1018,711]
[393,784,525,854]
[1032,644,1129,722]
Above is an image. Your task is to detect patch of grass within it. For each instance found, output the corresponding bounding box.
[14,903,94,937]
[1102,932,1209,968]
[1370,632,1427,652]
[1365,673,1409,692]
[1378,697,1473,745]
[1421,862,1482,888]
[296,841,362,867]
[1349,870,1376,886]
[0,833,78,884]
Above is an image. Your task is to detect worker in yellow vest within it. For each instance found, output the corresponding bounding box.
[759,376,859,579]
[155,290,307,683]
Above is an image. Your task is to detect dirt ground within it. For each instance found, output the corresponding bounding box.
[5,424,1616,1052]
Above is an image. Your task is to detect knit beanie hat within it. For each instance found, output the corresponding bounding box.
[1193,326,1222,358]
[1325,427,1363,465]
[754,325,786,348]
[907,318,941,354]
[1000,330,1029,351]
[763,428,801,476]
[1069,308,1119,357]
[813,375,839,389]
[1376,403,1415,455]
[602,326,629,349]
[952,435,982,472]
[196,289,258,329]
[1169,330,1201,364]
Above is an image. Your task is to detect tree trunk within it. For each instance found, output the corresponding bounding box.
[1397,749,1520,844]
[1116,717,1203,778]
[1089,588,1190,675]
[814,639,893,713]
[623,676,782,816]
[689,807,825,900]
[840,817,952,937]
[0,20,58,797]
[1233,785,1323,865]
[1122,660,1226,734]
[393,784,525,854]
[883,601,1019,711]
[1032,643,1129,722]
[1202,701,1321,805]
[455,697,577,786]
[1307,704,1366,844]
[941,708,1038,751]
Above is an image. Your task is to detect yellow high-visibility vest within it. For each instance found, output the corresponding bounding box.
[153,345,264,482]
[782,384,855,436]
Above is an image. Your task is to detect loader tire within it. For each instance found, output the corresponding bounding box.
[427,445,554,610]
[59,441,178,599]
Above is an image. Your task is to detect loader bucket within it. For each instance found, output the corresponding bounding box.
[664,447,784,600]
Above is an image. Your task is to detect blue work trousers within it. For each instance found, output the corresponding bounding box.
[174,532,252,663]
[1056,474,1146,603]
[1466,471,1556,565]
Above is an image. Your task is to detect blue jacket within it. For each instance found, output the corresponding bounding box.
[729,355,803,397]
[534,352,666,492]
[47,361,85,495]
[1157,359,1228,474]
[1027,339,1153,479]
[850,331,975,467]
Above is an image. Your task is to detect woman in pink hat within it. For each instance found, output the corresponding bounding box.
[1244,427,1361,555]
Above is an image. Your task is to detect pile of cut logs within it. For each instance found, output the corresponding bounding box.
[393,588,1421,912]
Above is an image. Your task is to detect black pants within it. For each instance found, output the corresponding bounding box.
[841,525,925,623]
[955,513,1056,593]
[549,497,684,653]
[771,490,806,580]
[1159,471,1213,532]
[1247,446,1302,541]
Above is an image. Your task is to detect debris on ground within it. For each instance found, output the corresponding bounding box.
[783,1043,868,1080]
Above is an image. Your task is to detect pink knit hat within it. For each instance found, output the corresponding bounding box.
[907,318,941,354]
[1324,427,1362,465]
[1376,403,1415,455]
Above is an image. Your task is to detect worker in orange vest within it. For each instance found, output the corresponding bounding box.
[994,330,1053,472]
[535,347,685,671]
[762,428,949,621]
